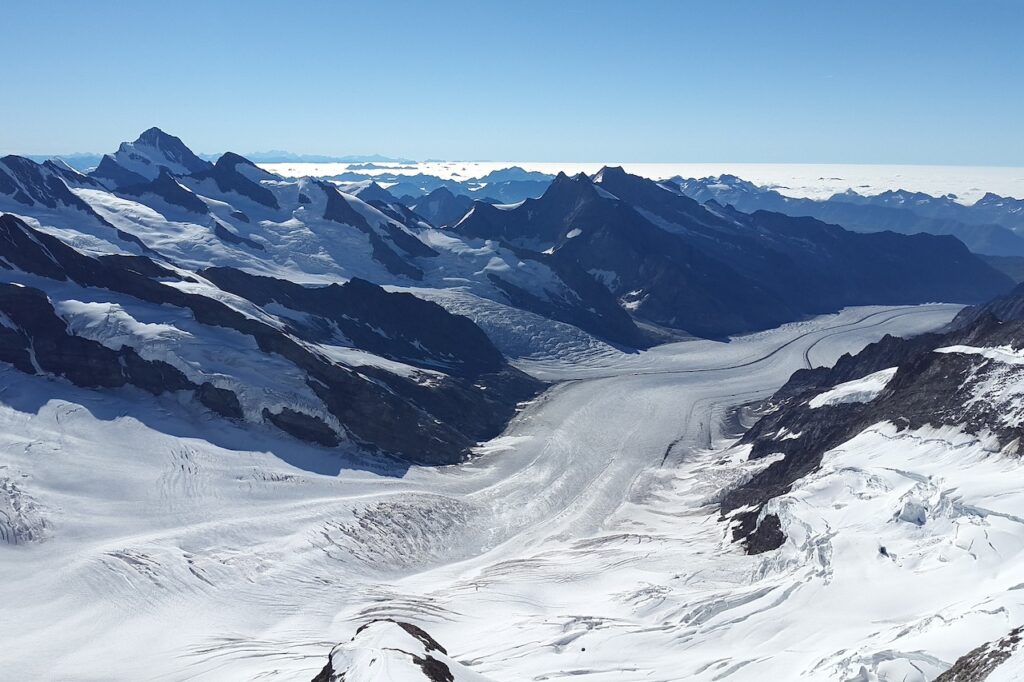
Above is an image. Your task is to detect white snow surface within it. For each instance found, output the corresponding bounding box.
[0,303,989,681]
[808,366,898,408]
[761,421,1024,680]
[324,620,494,682]
[937,344,1024,365]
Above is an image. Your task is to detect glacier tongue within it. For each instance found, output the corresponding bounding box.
[0,303,972,681]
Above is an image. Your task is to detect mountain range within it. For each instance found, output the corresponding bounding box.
[0,128,1015,465]
[676,174,1024,258]
[4,128,1024,680]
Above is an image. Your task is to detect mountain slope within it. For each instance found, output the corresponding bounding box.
[95,127,213,183]
[724,294,1024,552]
[455,168,1012,338]
[0,213,540,464]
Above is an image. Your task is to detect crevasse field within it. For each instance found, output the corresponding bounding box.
[7,302,1006,681]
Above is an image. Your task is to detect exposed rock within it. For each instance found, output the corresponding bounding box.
[261,407,339,447]
[191,152,280,209]
[311,619,492,682]
[935,626,1024,681]
[319,181,424,280]
[120,168,209,214]
[197,382,244,420]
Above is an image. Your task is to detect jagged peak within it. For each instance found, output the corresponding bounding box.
[0,154,41,171]
[537,170,608,207]
[592,165,628,183]
[135,126,182,147]
[113,127,212,178]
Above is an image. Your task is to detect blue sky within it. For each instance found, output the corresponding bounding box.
[3,0,1022,164]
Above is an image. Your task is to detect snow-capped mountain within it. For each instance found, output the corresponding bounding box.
[94,127,213,185]
[725,304,1024,549]
[455,166,1011,338]
[312,620,493,682]
[3,127,1024,681]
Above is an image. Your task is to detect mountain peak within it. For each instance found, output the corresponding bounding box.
[215,151,257,170]
[111,127,212,179]
[593,165,628,183]
[136,126,175,145]
[541,170,600,204]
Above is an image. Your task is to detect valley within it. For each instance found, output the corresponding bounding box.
[0,303,959,680]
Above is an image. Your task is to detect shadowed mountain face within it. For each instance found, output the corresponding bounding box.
[408,186,474,227]
[454,167,1013,339]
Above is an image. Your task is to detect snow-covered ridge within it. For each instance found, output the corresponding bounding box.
[807,366,897,408]
[936,344,1024,365]
[313,620,494,682]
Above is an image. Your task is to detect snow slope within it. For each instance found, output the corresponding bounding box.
[807,366,897,408]
[0,304,961,680]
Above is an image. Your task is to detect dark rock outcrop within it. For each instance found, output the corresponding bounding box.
[212,220,264,250]
[261,408,339,447]
[199,267,503,377]
[191,152,280,209]
[319,181,425,279]
[311,619,479,682]
[408,186,474,227]
[120,168,209,214]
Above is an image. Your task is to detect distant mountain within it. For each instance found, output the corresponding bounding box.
[407,186,474,227]
[241,151,416,164]
[674,174,1024,256]
[844,188,1024,233]
[455,167,1012,339]
[351,180,399,204]
[24,153,103,172]
[90,127,213,188]
[471,166,554,184]
[322,169,552,204]
[467,178,550,204]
